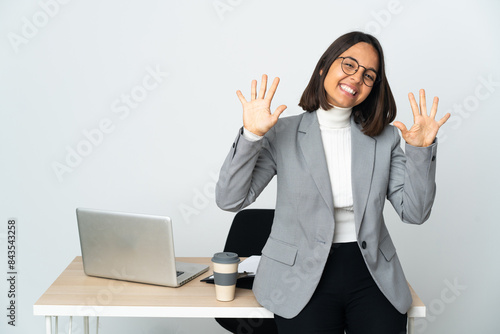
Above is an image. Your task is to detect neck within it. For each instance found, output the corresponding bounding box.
[317,104,352,129]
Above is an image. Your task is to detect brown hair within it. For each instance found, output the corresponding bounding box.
[298,31,396,137]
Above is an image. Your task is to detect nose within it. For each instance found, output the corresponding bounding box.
[350,69,364,85]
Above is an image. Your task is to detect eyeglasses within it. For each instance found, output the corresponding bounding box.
[337,57,379,87]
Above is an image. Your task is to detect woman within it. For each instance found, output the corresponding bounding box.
[216,31,450,333]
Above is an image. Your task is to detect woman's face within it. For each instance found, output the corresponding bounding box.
[320,42,379,108]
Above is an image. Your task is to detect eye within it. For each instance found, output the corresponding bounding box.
[364,70,377,82]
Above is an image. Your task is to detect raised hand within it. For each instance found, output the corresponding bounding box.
[393,89,451,147]
[236,74,287,137]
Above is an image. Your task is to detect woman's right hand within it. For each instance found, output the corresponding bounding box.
[236,74,287,137]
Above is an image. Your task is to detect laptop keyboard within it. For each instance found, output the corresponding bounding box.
[176,271,184,277]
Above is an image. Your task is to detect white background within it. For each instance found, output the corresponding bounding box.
[1,0,499,333]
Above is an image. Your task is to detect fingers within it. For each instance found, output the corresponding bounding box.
[437,113,451,127]
[430,96,439,119]
[236,90,247,104]
[419,89,427,115]
[408,92,420,119]
[393,121,408,135]
[246,74,280,101]
[266,77,281,101]
[239,74,281,107]
[410,89,439,118]
[272,104,287,119]
[258,74,267,99]
[251,79,257,100]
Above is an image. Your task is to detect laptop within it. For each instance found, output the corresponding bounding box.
[76,208,208,287]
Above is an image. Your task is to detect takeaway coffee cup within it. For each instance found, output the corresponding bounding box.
[211,252,240,301]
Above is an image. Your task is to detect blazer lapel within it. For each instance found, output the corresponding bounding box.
[298,111,334,215]
[350,117,376,235]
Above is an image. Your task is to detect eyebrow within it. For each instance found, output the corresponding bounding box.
[345,56,379,74]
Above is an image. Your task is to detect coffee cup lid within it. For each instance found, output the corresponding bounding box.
[212,252,240,264]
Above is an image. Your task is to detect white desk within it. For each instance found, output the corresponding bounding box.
[34,256,425,333]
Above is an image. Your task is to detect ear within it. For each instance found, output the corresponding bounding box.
[319,69,323,76]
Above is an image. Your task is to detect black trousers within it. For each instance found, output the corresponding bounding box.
[274,242,407,334]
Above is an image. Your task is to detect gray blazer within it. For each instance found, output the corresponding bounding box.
[216,111,438,319]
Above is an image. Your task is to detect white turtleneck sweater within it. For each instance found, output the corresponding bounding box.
[243,106,357,243]
[316,105,356,243]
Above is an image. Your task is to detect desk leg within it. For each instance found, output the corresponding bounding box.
[96,317,99,334]
[55,316,58,334]
[83,316,89,334]
[408,317,414,334]
[69,316,73,334]
[46,316,52,334]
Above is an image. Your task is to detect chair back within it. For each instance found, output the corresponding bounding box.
[223,209,275,257]
[216,209,278,334]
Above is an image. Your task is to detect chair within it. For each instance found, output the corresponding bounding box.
[215,210,425,334]
[215,209,279,334]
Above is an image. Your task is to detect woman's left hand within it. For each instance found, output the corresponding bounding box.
[393,89,451,147]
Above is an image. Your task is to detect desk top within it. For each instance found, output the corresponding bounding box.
[33,256,273,318]
[34,256,425,318]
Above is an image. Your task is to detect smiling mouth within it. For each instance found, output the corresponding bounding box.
[340,84,357,96]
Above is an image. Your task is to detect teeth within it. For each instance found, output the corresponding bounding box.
[340,84,356,95]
